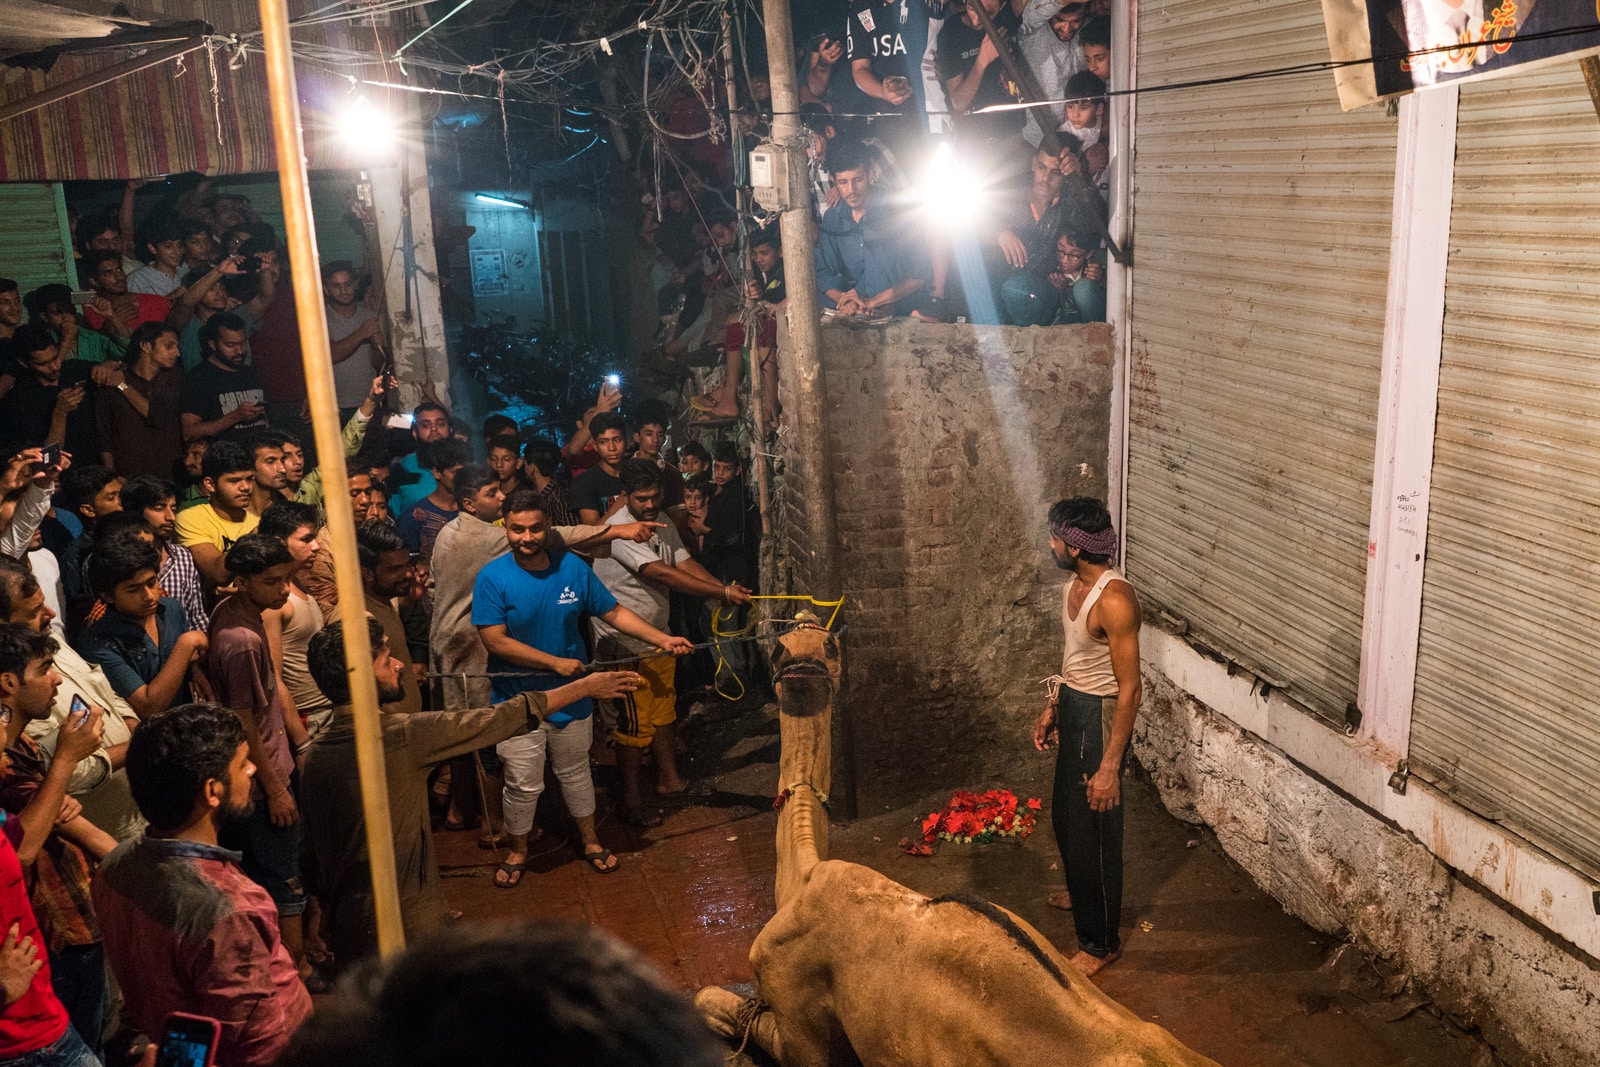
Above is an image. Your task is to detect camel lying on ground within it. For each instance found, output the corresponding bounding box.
[695,616,1221,1067]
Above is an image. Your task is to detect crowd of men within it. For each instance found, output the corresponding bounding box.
[0,178,765,1062]
[649,0,1111,422]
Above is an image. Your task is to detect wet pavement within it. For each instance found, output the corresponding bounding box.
[432,698,1498,1067]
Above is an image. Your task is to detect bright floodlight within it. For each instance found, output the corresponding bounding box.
[918,143,985,231]
[474,193,530,210]
[334,95,397,155]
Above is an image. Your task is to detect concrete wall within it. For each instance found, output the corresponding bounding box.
[773,319,1113,810]
[1136,641,1600,1066]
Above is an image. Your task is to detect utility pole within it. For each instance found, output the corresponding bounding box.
[760,0,854,820]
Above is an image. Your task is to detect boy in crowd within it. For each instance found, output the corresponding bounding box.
[1061,70,1107,151]
[486,434,527,497]
[207,534,311,968]
[0,623,114,1059]
[174,440,261,590]
[520,439,575,526]
[257,502,331,740]
[397,437,470,561]
[1080,14,1110,80]
[126,218,188,298]
[94,322,184,480]
[77,535,209,720]
[94,703,312,1067]
[592,460,750,826]
[571,412,629,525]
[678,440,710,479]
[118,475,207,631]
[57,467,121,608]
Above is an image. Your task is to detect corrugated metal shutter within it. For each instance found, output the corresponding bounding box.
[1125,0,1397,722]
[0,183,73,294]
[1409,66,1600,874]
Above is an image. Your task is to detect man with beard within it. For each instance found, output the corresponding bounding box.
[92,702,313,1066]
[325,521,423,716]
[173,441,261,591]
[300,619,640,967]
[321,261,384,415]
[592,460,750,827]
[1031,496,1141,977]
[180,312,267,441]
[473,490,693,885]
[814,139,926,318]
[430,466,652,844]
[240,430,289,518]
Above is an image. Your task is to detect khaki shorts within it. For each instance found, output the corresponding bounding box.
[597,638,678,749]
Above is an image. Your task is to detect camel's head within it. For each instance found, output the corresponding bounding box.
[769,612,840,718]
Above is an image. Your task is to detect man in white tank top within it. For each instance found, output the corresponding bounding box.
[1031,497,1142,977]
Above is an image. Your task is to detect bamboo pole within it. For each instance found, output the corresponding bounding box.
[255,0,407,958]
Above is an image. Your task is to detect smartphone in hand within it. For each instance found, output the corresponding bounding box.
[155,1012,222,1067]
[69,694,90,726]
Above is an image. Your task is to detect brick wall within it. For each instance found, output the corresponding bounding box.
[771,319,1113,809]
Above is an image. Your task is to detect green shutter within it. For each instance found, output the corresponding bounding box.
[0,183,75,293]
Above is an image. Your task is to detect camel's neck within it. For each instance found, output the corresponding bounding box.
[774,695,831,910]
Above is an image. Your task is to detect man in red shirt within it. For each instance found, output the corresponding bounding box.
[78,253,170,349]
[92,703,312,1066]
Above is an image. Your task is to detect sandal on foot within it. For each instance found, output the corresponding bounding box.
[493,861,527,889]
[623,803,663,828]
[583,847,620,873]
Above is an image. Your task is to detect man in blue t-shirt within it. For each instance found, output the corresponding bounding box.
[472,488,693,887]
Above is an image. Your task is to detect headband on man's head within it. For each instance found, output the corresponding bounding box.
[1050,516,1118,559]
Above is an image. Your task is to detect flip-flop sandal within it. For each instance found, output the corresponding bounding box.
[688,394,718,412]
[623,803,663,828]
[583,847,620,874]
[493,861,527,889]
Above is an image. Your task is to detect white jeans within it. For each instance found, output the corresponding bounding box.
[496,715,596,837]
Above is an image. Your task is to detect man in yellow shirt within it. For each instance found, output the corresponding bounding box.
[173,439,260,591]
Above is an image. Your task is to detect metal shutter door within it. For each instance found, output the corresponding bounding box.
[1409,65,1600,874]
[0,183,73,294]
[1126,0,1396,722]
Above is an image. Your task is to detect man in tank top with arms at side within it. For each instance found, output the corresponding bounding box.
[1033,496,1142,979]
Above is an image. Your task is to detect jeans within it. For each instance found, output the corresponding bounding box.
[496,715,595,837]
[46,945,104,1058]
[1051,686,1126,958]
[1000,269,1107,326]
[0,1025,100,1067]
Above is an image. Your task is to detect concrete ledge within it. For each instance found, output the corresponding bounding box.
[1137,629,1600,1065]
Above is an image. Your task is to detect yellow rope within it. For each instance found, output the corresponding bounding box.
[708,594,845,701]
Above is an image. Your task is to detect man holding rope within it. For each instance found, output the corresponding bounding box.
[299,619,642,968]
[473,489,693,887]
[591,460,752,829]
[1033,497,1142,977]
